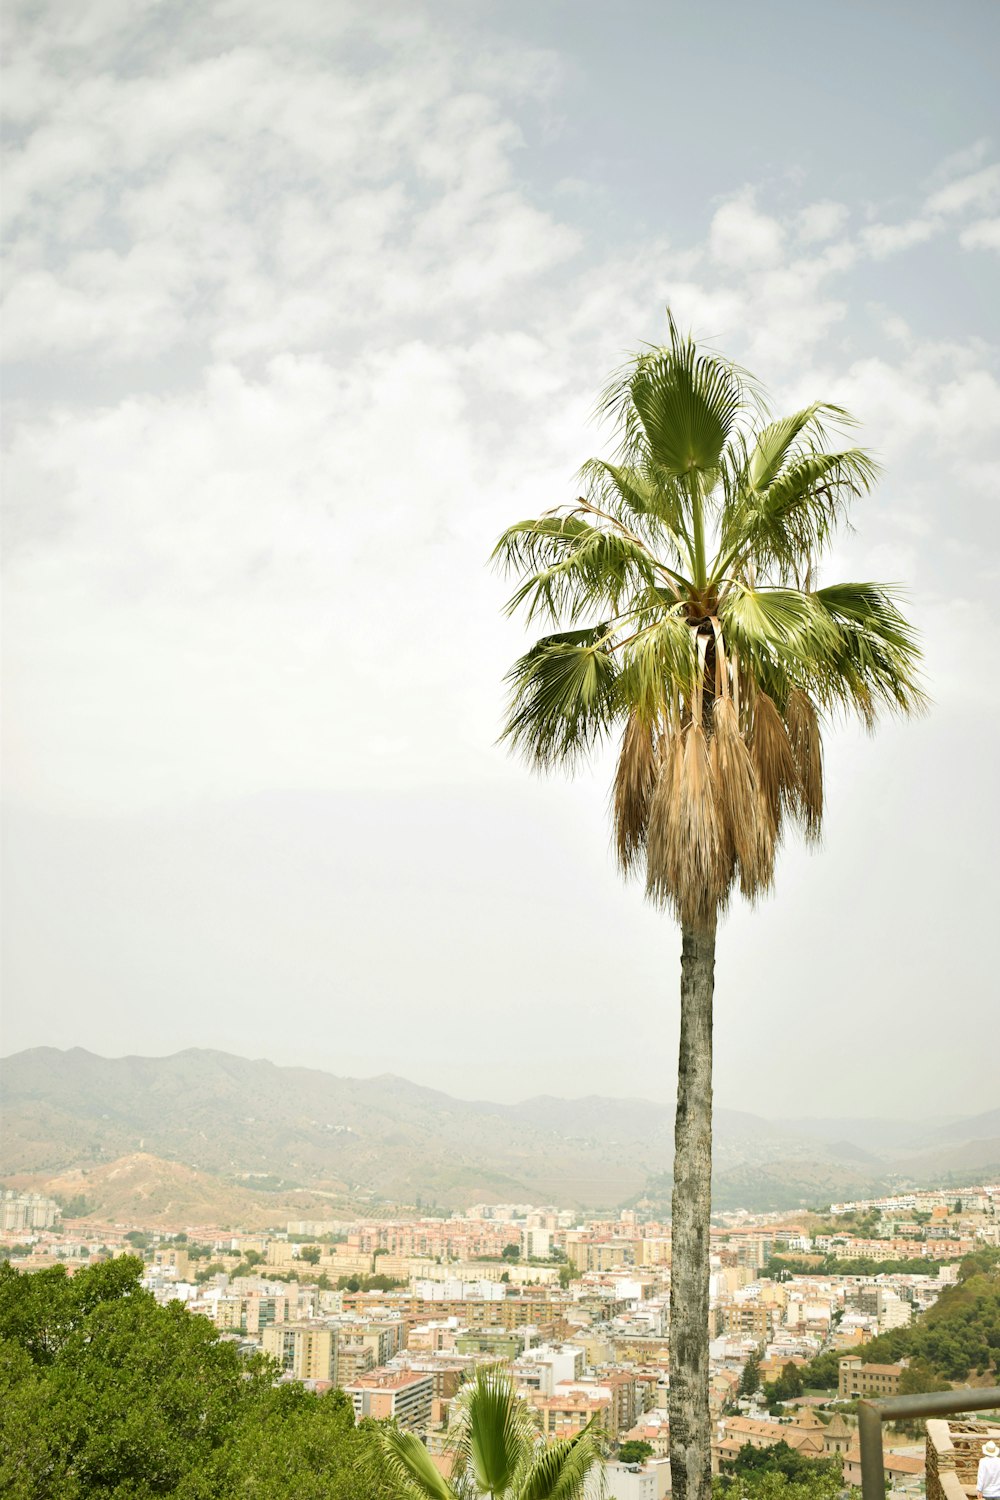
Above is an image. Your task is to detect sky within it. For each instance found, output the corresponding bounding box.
[2,0,998,1119]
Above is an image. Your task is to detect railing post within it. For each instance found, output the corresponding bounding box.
[858,1400,885,1500]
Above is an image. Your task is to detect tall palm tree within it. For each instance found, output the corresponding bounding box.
[377,1362,603,1499]
[493,316,924,1500]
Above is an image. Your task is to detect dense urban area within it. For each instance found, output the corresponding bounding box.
[3,1181,999,1498]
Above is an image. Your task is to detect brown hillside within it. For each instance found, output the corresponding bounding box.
[8,1153,344,1228]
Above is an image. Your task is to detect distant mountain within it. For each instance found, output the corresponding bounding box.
[1,1047,996,1219]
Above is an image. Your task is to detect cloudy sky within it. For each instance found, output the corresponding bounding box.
[2,0,998,1119]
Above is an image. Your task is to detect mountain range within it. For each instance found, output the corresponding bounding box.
[1,1047,998,1222]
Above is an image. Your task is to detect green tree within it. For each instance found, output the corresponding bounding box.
[619,1439,655,1464]
[558,1260,578,1290]
[739,1350,761,1397]
[379,1363,602,1499]
[899,1361,951,1395]
[494,317,922,1500]
[720,1442,842,1487]
[299,1246,321,1266]
[501,1244,521,1261]
[0,1258,397,1499]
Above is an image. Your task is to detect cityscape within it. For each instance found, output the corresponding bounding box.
[3,1180,999,1496]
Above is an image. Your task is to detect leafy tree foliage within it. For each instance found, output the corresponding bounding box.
[899,1361,951,1395]
[799,1262,1000,1388]
[739,1350,761,1397]
[0,1257,395,1498]
[720,1443,842,1485]
[846,1270,1000,1380]
[716,1449,848,1500]
[619,1440,655,1464]
[762,1363,803,1406]
[335,1272,405,1292]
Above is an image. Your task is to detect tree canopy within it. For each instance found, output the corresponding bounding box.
[0,1257,395,1498]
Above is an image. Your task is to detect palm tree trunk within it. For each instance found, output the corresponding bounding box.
[668,915,716,1500]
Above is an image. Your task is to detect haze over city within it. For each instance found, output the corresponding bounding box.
[3,0,999,1116]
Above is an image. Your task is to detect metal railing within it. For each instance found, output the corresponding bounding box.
[857,1387,1000,1500]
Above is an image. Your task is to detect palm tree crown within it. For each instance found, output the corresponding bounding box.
[494,315,924,928]
[378,1363,603,1499]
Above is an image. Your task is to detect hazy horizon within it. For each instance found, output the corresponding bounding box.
[2,1041,997,1129]
[3,0,998,1116]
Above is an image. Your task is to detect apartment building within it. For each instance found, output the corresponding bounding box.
[1,1191,59,1232]
[345,1369,434,1430]
[838,1357,903,1399]
[261,1323,338,1383]
[532,1392,612,1440]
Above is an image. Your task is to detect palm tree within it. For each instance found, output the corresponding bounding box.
[377,1362,603,1498]
[493,316,923,1500]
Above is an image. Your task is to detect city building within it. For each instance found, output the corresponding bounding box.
[344,1369,434,1430]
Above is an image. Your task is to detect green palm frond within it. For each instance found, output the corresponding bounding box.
[500,527,658,625]
[615,613,699,721]
[600,314,747,481]
[492,516,597,577]
[578,457,693,565]
[501,626,620,766]
[378,1425,455,1500]
[717,448,879,581]
[517,1425,605,1500]
[452,1365,536,1498]
[746,402,854,491]
[807,582,927,722]
[719,583,839,659]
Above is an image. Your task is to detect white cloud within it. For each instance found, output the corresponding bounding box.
[924,162,1000,216]
[860,217,939,259]
[708,188,784,268]
[960,217,1000,251]
[795,200,849,244]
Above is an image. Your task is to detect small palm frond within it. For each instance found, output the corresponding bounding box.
[501,527,658,625]
[746,402,854,492]
[718,448,878,581]
[719,583,839,668]
[614,613,699,720]
[492,515,597,577]
[452,1364,535,1497]
[578,457,693,565]
[500,626,620,767]
[378,1425,455,1500]
[600,314,746,481]
[517,1424,605,1500]
[808,582,927,724]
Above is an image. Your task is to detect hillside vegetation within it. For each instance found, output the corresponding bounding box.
[802,1250,1000,1388]
[0,1257,394,1499]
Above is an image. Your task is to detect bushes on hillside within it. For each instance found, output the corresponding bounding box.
[0,1257,395,1498]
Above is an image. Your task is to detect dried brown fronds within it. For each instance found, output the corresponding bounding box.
[711,696,774,896]
[613,712,658,874]
[749,689,798,832]
[784,688,824,841]
[647,723,734,927]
